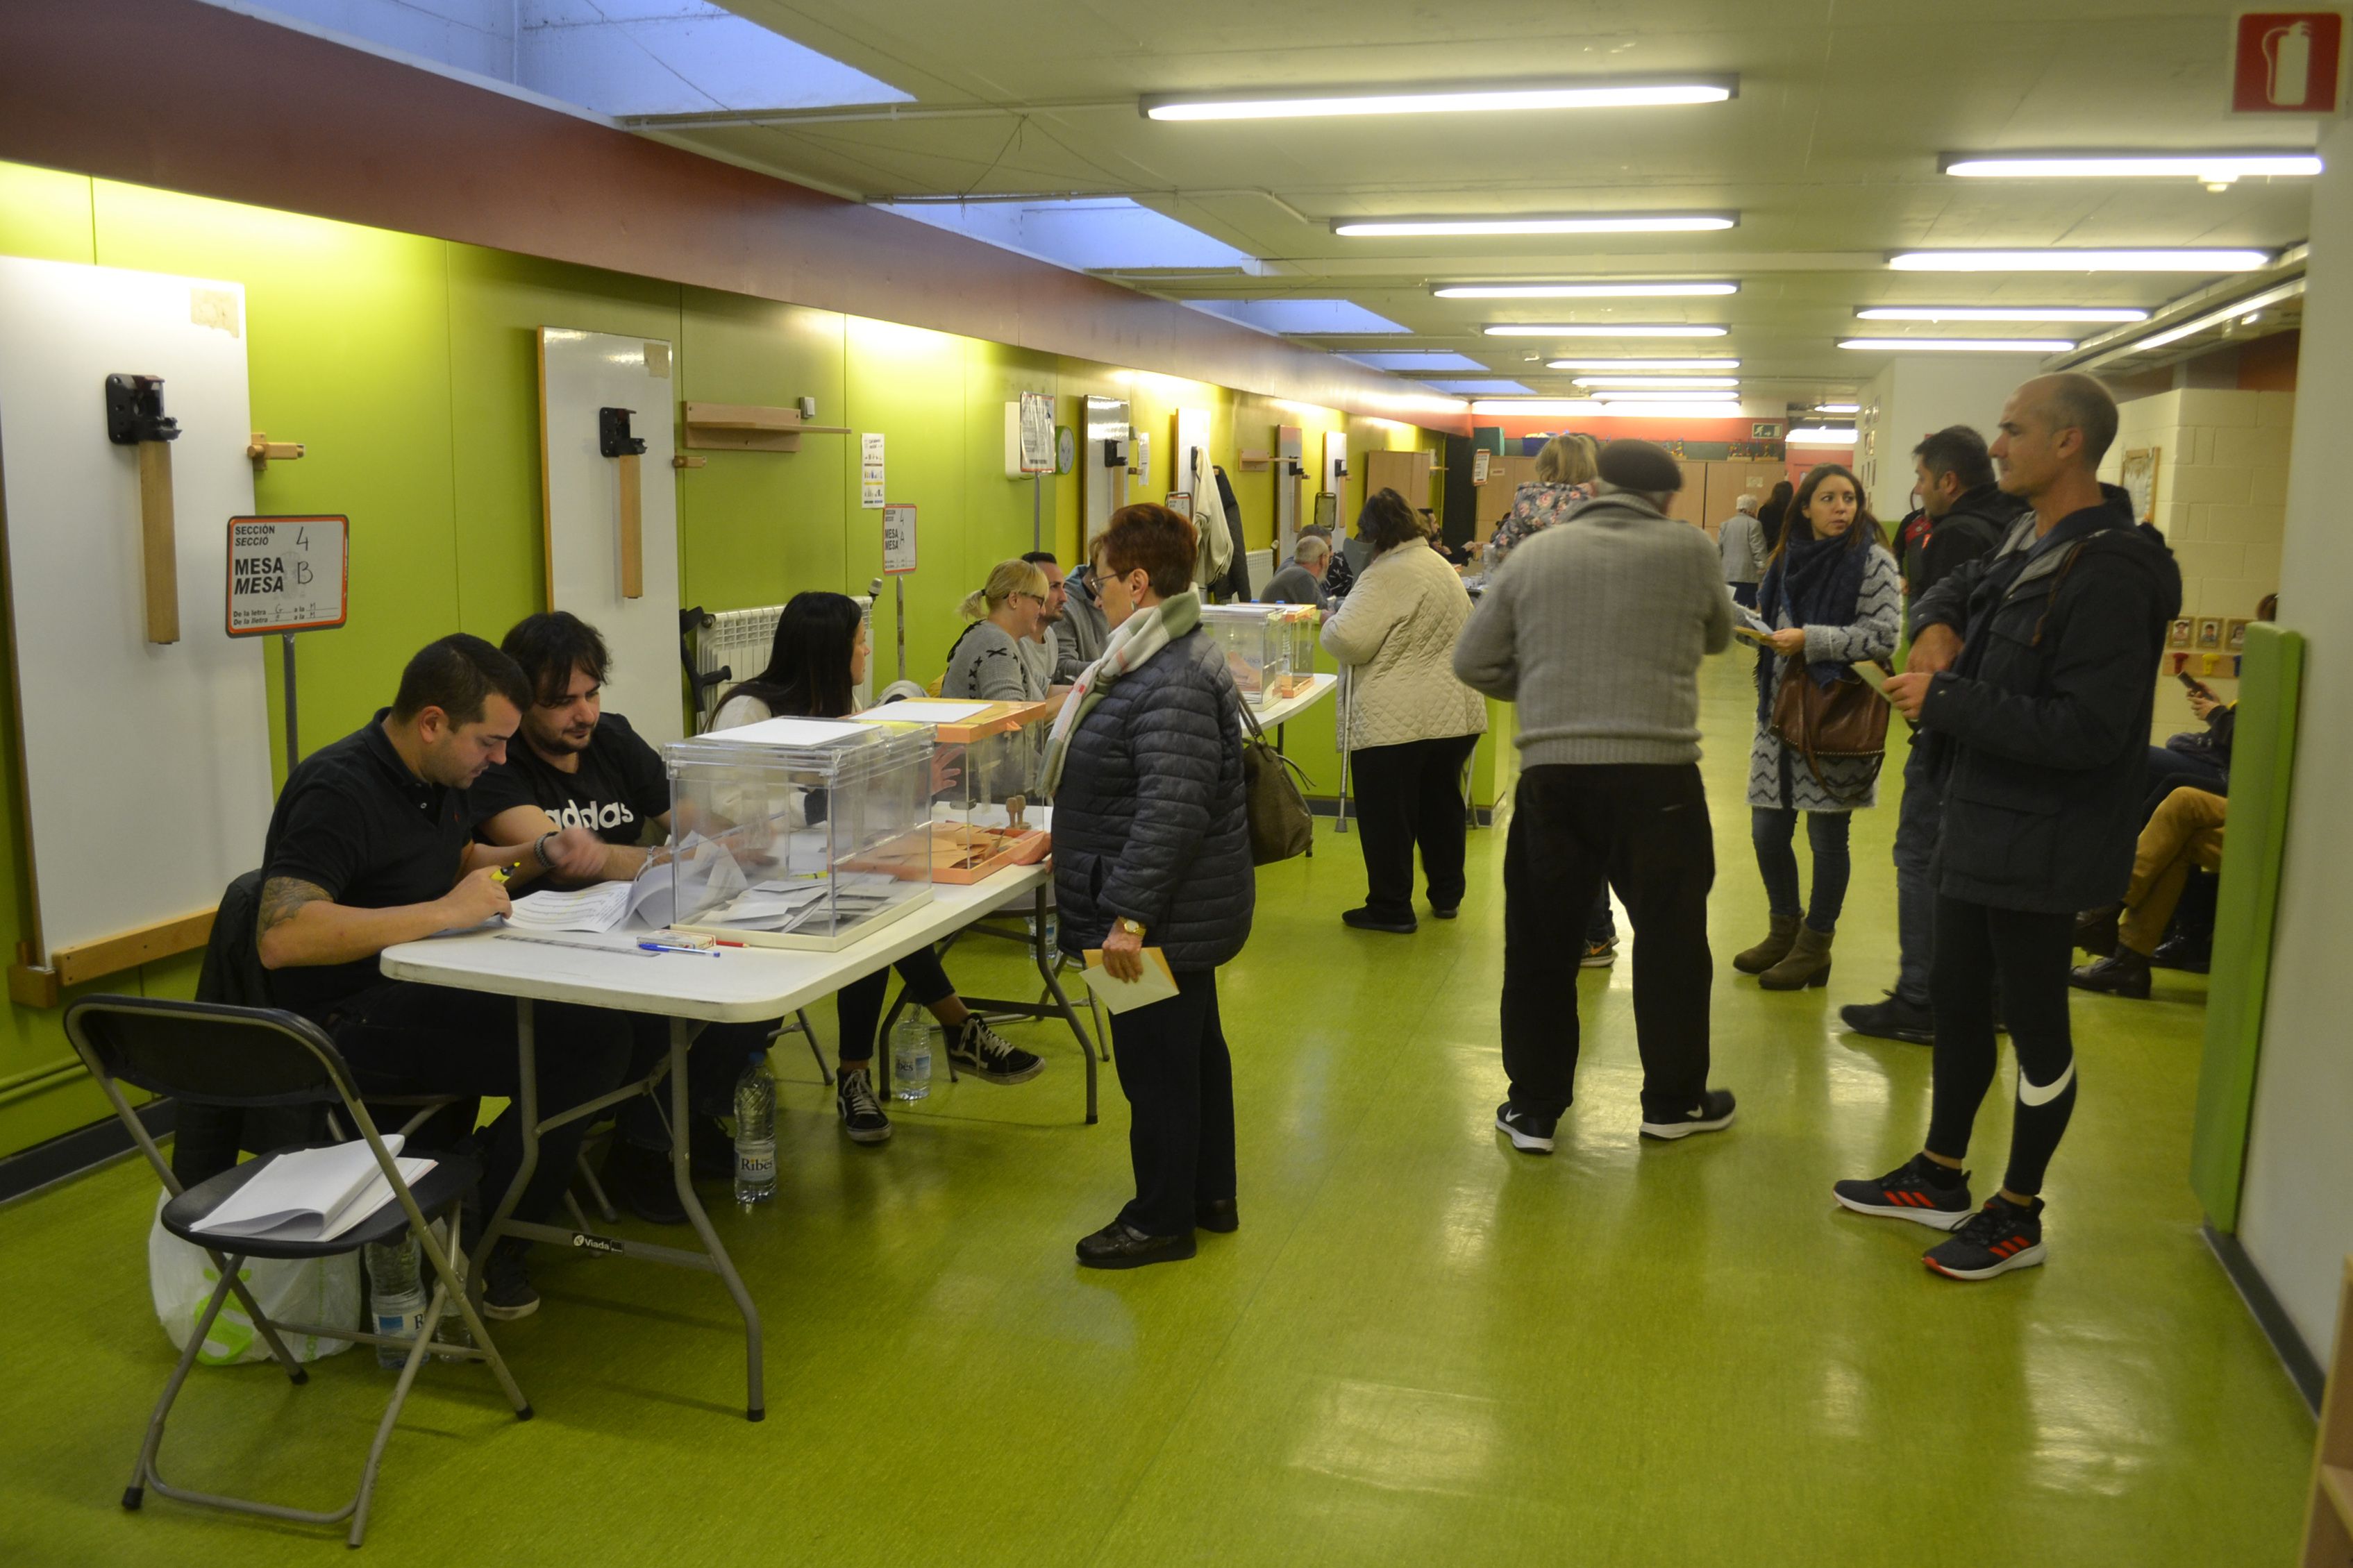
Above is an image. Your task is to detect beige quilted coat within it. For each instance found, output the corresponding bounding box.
[1321,541,1489,751]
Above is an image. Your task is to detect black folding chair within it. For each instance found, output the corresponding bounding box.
[65,993,533,1548]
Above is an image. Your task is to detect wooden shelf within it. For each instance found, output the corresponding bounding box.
[681,401,852,454]
[2302,1257,2353,1564]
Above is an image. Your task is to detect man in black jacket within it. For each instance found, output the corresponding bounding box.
[1834,374,2181,1281]
[1843,425,2028,1045]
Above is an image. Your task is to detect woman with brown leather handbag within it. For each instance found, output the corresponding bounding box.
[1734,463,1900,990]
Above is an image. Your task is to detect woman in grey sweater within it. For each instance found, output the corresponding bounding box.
[1736,463,1900,990]
[942,558,1054,704]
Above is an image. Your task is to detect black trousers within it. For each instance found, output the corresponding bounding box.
[1926,897,2078,1197]
[1350,732,1481,918]
[326,981,638,1233]
[618,1015,776,1149]
[1107,968,1236,1237]
[833,944,958,1068]
[1502,764,1715,1119]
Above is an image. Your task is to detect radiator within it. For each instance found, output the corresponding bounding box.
[689,597,873,732]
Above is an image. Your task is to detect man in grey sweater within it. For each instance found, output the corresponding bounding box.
[1453,438,1738,1153]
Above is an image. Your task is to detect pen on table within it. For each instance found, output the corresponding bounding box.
[639,940,723,956]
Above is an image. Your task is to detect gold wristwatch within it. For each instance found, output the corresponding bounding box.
[1115,918,1147,938]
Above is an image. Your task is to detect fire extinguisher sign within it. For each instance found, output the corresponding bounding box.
[2232,11,2346,114]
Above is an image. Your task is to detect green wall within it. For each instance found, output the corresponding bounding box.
[0,160,1455,1161]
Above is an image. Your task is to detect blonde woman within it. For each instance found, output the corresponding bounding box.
[1487,432,1598,569]
[944,558,1054,704]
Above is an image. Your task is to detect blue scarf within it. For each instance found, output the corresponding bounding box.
[1755,534,1869,725]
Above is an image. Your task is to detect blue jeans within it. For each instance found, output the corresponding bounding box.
[1751,807,1852,934]
[1891,743,1941,1005]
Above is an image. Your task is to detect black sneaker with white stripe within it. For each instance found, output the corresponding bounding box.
[948,1018,1044,1084]
[836,1066,892,1144]
[1832,1153,1974,1231]
[1638,1088,1737,1141]
[1923,1195,2047,1281]
[1494,1102,1557,1154]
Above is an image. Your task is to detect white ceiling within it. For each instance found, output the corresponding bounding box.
[396,1,2339,407]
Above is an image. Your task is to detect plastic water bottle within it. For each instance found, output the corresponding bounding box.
[363,1237,426,1370]
[889,1013,932,1102]
[734,1052,777,1208]
[435,1223,472,1362]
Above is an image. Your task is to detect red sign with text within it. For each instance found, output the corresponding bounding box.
[2233,12,2345,112]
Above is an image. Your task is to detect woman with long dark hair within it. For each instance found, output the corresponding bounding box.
[714,592,1046,1145]
[1755,478,1795,555]
[1734,464,1900,990]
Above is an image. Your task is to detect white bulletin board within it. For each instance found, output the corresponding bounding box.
[0,258,274,974]
[538,328,683,747]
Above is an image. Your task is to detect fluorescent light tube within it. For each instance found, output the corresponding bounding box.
[1787,428,1859,442]
[1589,389,1743,402]
[1573,377,1741,389]
[1433,281,1739,298]
[1484,324,1728,337]
[1855,306,2149,323]
[1335,213,1736,237]
[1839,338,2075,352]
[2125,279,2306,353]
[1467,398,1748,419]
[1941,152,2321,181]
[1144,79,1735,121]
[1889,250,2271,272]
[1546,357,1740,370]
[1814,403,1861,414]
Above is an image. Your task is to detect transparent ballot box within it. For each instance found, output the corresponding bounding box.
[664,716,935,951]
[853,700,1053,884]
[1273,605,1321,698]
[1196,604,1284,707]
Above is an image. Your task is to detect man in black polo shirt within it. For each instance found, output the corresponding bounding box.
[474,611,760,1223]
[259,633,635,1318]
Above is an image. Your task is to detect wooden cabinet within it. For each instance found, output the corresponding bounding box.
[1363,448,1436,521]
[1471,454,1539,541]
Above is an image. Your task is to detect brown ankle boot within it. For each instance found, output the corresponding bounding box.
[1733,913,1801,975]
[1759,925,1835,990]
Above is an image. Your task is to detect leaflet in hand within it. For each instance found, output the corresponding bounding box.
[1732,603,1775,642]
[1079,947,1181,1014]
[191,1136,435,1244]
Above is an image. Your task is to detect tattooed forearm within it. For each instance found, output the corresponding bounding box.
[256,877,330,940]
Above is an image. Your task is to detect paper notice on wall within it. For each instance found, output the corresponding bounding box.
[862,482,886,508]
[861,435,886,507]
[882,503,917,574]
[861,433,885,464]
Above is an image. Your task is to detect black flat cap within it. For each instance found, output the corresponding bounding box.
[1595,439,1684,494]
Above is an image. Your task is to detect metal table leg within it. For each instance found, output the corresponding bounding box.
[890,886,1100,1123]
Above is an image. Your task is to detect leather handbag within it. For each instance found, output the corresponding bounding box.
[1237,696,1314,864]
[1771,656,1892,799]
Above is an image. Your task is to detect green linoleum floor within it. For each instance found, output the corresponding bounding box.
[0,659,2314,1566]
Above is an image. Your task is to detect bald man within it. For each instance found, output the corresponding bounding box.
[1836,373,2180,1282]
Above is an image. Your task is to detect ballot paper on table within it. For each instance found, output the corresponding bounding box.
[190,1135,435,1244]
[1080,947,1180,1014]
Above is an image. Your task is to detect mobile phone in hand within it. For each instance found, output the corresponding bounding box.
[2177,672,2216,698]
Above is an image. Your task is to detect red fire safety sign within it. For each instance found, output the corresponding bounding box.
[2233,12,2346,113]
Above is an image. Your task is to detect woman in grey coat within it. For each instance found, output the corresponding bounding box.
[1736,463,1900,989]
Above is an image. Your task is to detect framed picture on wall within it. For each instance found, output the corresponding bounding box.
[2195,616,2225,650]
[1751,422,1779,439]
[2120,447,2160,524]
[2167,617,2195,650]
[2226,617,2252,652]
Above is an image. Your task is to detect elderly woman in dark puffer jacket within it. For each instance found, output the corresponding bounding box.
[1039,503,1255,1270]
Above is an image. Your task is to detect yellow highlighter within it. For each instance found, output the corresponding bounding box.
[489,864,514,886]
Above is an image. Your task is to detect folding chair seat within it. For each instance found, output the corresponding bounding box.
[65,993,533,1549]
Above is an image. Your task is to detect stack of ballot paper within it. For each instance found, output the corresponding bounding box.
[190,1136,433,1245]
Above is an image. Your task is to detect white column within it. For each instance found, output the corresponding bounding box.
[1855,356,2034,521]
[2235,115,2353,1358]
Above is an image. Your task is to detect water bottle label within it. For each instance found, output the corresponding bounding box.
[736,1143,776,1182]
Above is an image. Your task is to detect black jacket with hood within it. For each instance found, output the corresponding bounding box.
[1914,480,2030,602]
[1910,483,2182,914]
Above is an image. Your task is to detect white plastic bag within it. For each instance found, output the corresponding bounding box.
[147,1193,360,1365]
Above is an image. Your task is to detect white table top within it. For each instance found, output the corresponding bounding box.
[381,862,1051,1024]
[1251,672,1338,730]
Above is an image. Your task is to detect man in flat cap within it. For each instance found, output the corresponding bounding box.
[1455,438,1738,1154]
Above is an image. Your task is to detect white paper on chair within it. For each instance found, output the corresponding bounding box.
[1079,948,1180,1014]
[190,1136,437,1244]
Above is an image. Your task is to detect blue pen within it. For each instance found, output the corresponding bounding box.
[639,941,722,956]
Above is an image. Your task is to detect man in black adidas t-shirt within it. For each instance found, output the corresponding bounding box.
[476,612,757,1224]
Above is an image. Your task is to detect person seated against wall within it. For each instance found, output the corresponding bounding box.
[714,593,1045,1145]
[942,558,1064,707]
[1259,534,1333,609]
[470,610,766,1224]
[2069,787,2227,1000]
[257,634,637,1320]
[1307,524,1355,599]
[1484,432,1598,571]
[1060,535,1112,679]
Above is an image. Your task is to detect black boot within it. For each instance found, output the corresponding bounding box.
[2069,947,2152,999]
[2150,931,2212,973]
[1840,992,1935,1045]
[2073,904,2122,957]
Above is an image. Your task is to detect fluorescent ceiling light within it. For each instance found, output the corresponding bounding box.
[1574,376,1741,389]
[1433,280,1739,299]
[1940,152,2321,183]
[1856,305,2149,323]
[1590,389,1743,402]
[1889,250,2271,272]
[1839,337,2075,353]
[1466,399,1746,419]
[1788,428,1859,443]
[2127,279,2306,353]
[1144,78,1734,121]
[1546,357,1740,370]
[1485,323,1727,337]
[1814,403,1861,414]
[1335,213,1736,237]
